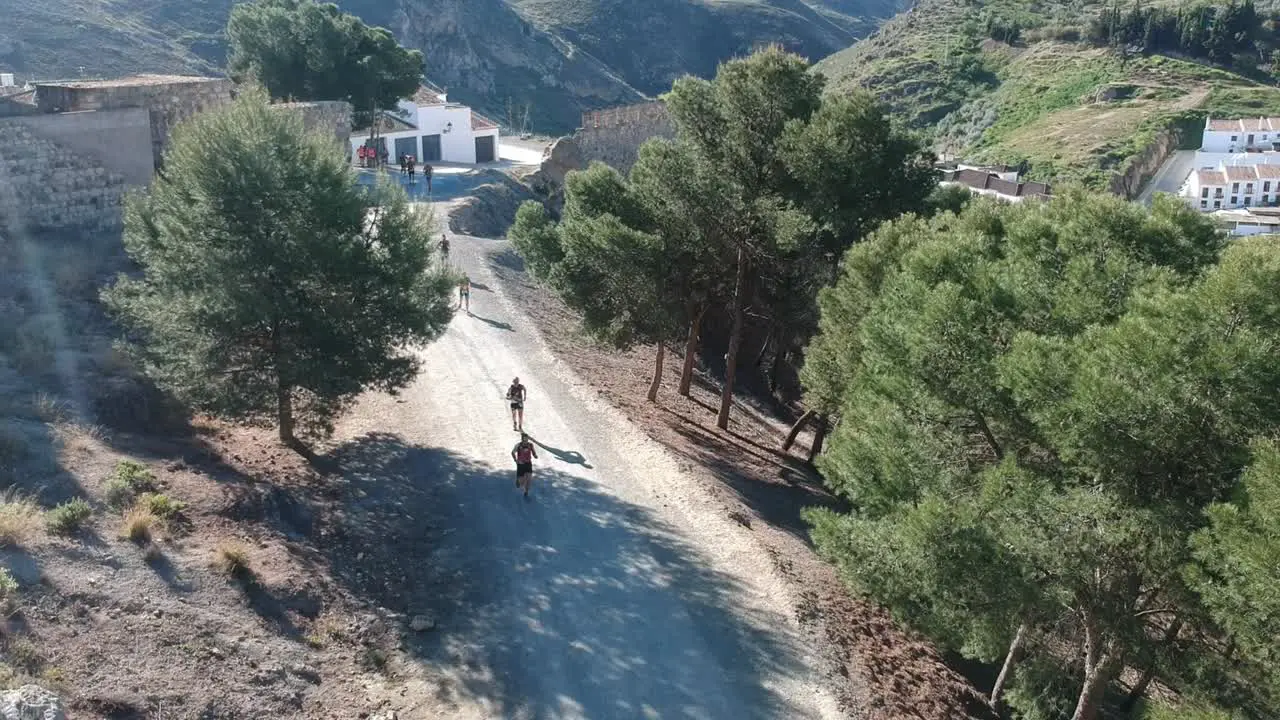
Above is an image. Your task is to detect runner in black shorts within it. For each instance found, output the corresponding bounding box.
[506,377,526,432]
[511,433,538,497]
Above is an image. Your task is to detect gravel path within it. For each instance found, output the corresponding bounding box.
[330,225,845,719]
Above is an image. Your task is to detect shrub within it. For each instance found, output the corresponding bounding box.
[0,490,43,546]
[140,493,185,521]
[45,498,92,535]
[0,567,17,598]
[104,460,156,510]
[214,542,251,578]
[120,505,156,544]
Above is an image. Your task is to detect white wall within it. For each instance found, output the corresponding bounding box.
[414,105,477,163]
[1203,131,1237,153]
[1202,128,1280,154]
[1194,150,1280,169]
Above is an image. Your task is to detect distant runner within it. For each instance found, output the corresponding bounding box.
[506,377,526,432]
[511,433,538,497]
[458,274,471,313]
[438,235,450,264]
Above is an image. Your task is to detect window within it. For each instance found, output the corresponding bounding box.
[1265,195,1271,204]
[1202,200,1209,208]
[1267,181,1273,193]
[1245,197,1253,207]
[1215,201,1222,209]
[1232,196,1239,204]
[1216,189,1224,197]
[1249,134,1255,145]
[1232,135,1239,141]
[1247,183,1255,194]
[1202,187,1210,198]
[1233,182,1241,193]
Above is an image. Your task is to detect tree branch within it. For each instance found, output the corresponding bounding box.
[973,410,1004,460]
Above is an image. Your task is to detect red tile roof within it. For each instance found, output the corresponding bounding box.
[1207,117,1280,133]
[1196,170,1227,186]
[941,169,1051,199]
[1224,165,1258,181]
[411,85,446,106]
[471,112,498,131]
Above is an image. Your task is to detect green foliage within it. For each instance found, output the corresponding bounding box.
[45,498,92,535]
[104,460,156,510]
[227,0,423,115]
[1188,438,1280,699]
[0,568,17,598]
[102,89,454,443]
[141,493,186,521]
[804,190,1280,719]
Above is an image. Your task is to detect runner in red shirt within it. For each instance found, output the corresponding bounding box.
[511,433,538,497]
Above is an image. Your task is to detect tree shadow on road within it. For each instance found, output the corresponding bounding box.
[315,431,817,719]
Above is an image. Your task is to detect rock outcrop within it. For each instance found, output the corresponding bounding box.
[448,170,539,238]
[0,685,66,720]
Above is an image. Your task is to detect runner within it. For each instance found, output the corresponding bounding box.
[438,234,450,264]
[458,274,471,313]
[511,433,538,497]
[423,163,433,193]
[506,377,526,432]
[408,156,417,184]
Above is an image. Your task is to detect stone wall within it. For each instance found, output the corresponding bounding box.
[0,120,127,236]
[274,101,353,155]
[572,101,674,174]
[36,76,233,169]
[8,108,154,187]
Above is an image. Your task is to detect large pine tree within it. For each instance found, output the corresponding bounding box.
[103,88,453,445]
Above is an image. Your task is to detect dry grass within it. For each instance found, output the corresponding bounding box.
[214,542,252,578]
[0,489,44,547]
[120,504,157,545]
[305,611,347,649]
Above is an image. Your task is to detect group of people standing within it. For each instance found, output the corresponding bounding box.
[398,154,434,190]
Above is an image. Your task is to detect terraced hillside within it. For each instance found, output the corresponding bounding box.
[0,0,900,132]
[817,0,1280,192]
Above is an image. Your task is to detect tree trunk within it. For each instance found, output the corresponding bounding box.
[991,623,1029,708]
[754,327,774,368]
[679,304,704,397]
[807,414,829,463]
[1123,617,1183,714]
[1071,610,1122,720]
[647,342,666,402]
[717,247,749,430]
[782,409,816,452]
[277,381,295,445]
[769,345,786,395]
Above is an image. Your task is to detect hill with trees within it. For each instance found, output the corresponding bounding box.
[817,0,1280,191]
[0,0,900,132]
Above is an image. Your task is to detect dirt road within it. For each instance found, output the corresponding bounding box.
[328,225,845,719]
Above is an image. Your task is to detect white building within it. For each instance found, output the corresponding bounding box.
[1210,207,1280,236]
[351,85,499,165]
[1201,116,1280,153]
[1186,163,1280,211]
[1193,149,1280,170]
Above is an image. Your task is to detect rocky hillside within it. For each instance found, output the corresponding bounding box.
[0,0,900,132]
[815,0,1280,192]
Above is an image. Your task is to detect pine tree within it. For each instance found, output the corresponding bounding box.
[103,88,453,446]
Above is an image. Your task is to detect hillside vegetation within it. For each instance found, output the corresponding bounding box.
[0,0,900,131]
[816,0,1280,190]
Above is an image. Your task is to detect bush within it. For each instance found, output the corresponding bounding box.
[104,459,156,510]
[215,542,251,578]
[0,567,17,598]
[45,498,92,535]
[140,493,185,521]
[120,505,156,545]
[0,490,43,546]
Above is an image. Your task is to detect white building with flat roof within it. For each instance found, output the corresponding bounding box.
[351,85,499,165]
[1202,116,1280,153]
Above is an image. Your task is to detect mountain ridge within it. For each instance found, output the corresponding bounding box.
[0,0,901,131]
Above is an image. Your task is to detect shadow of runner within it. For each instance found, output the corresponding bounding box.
[528,435,592,469]
[318,432,813,719]
[468,314,513,332]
